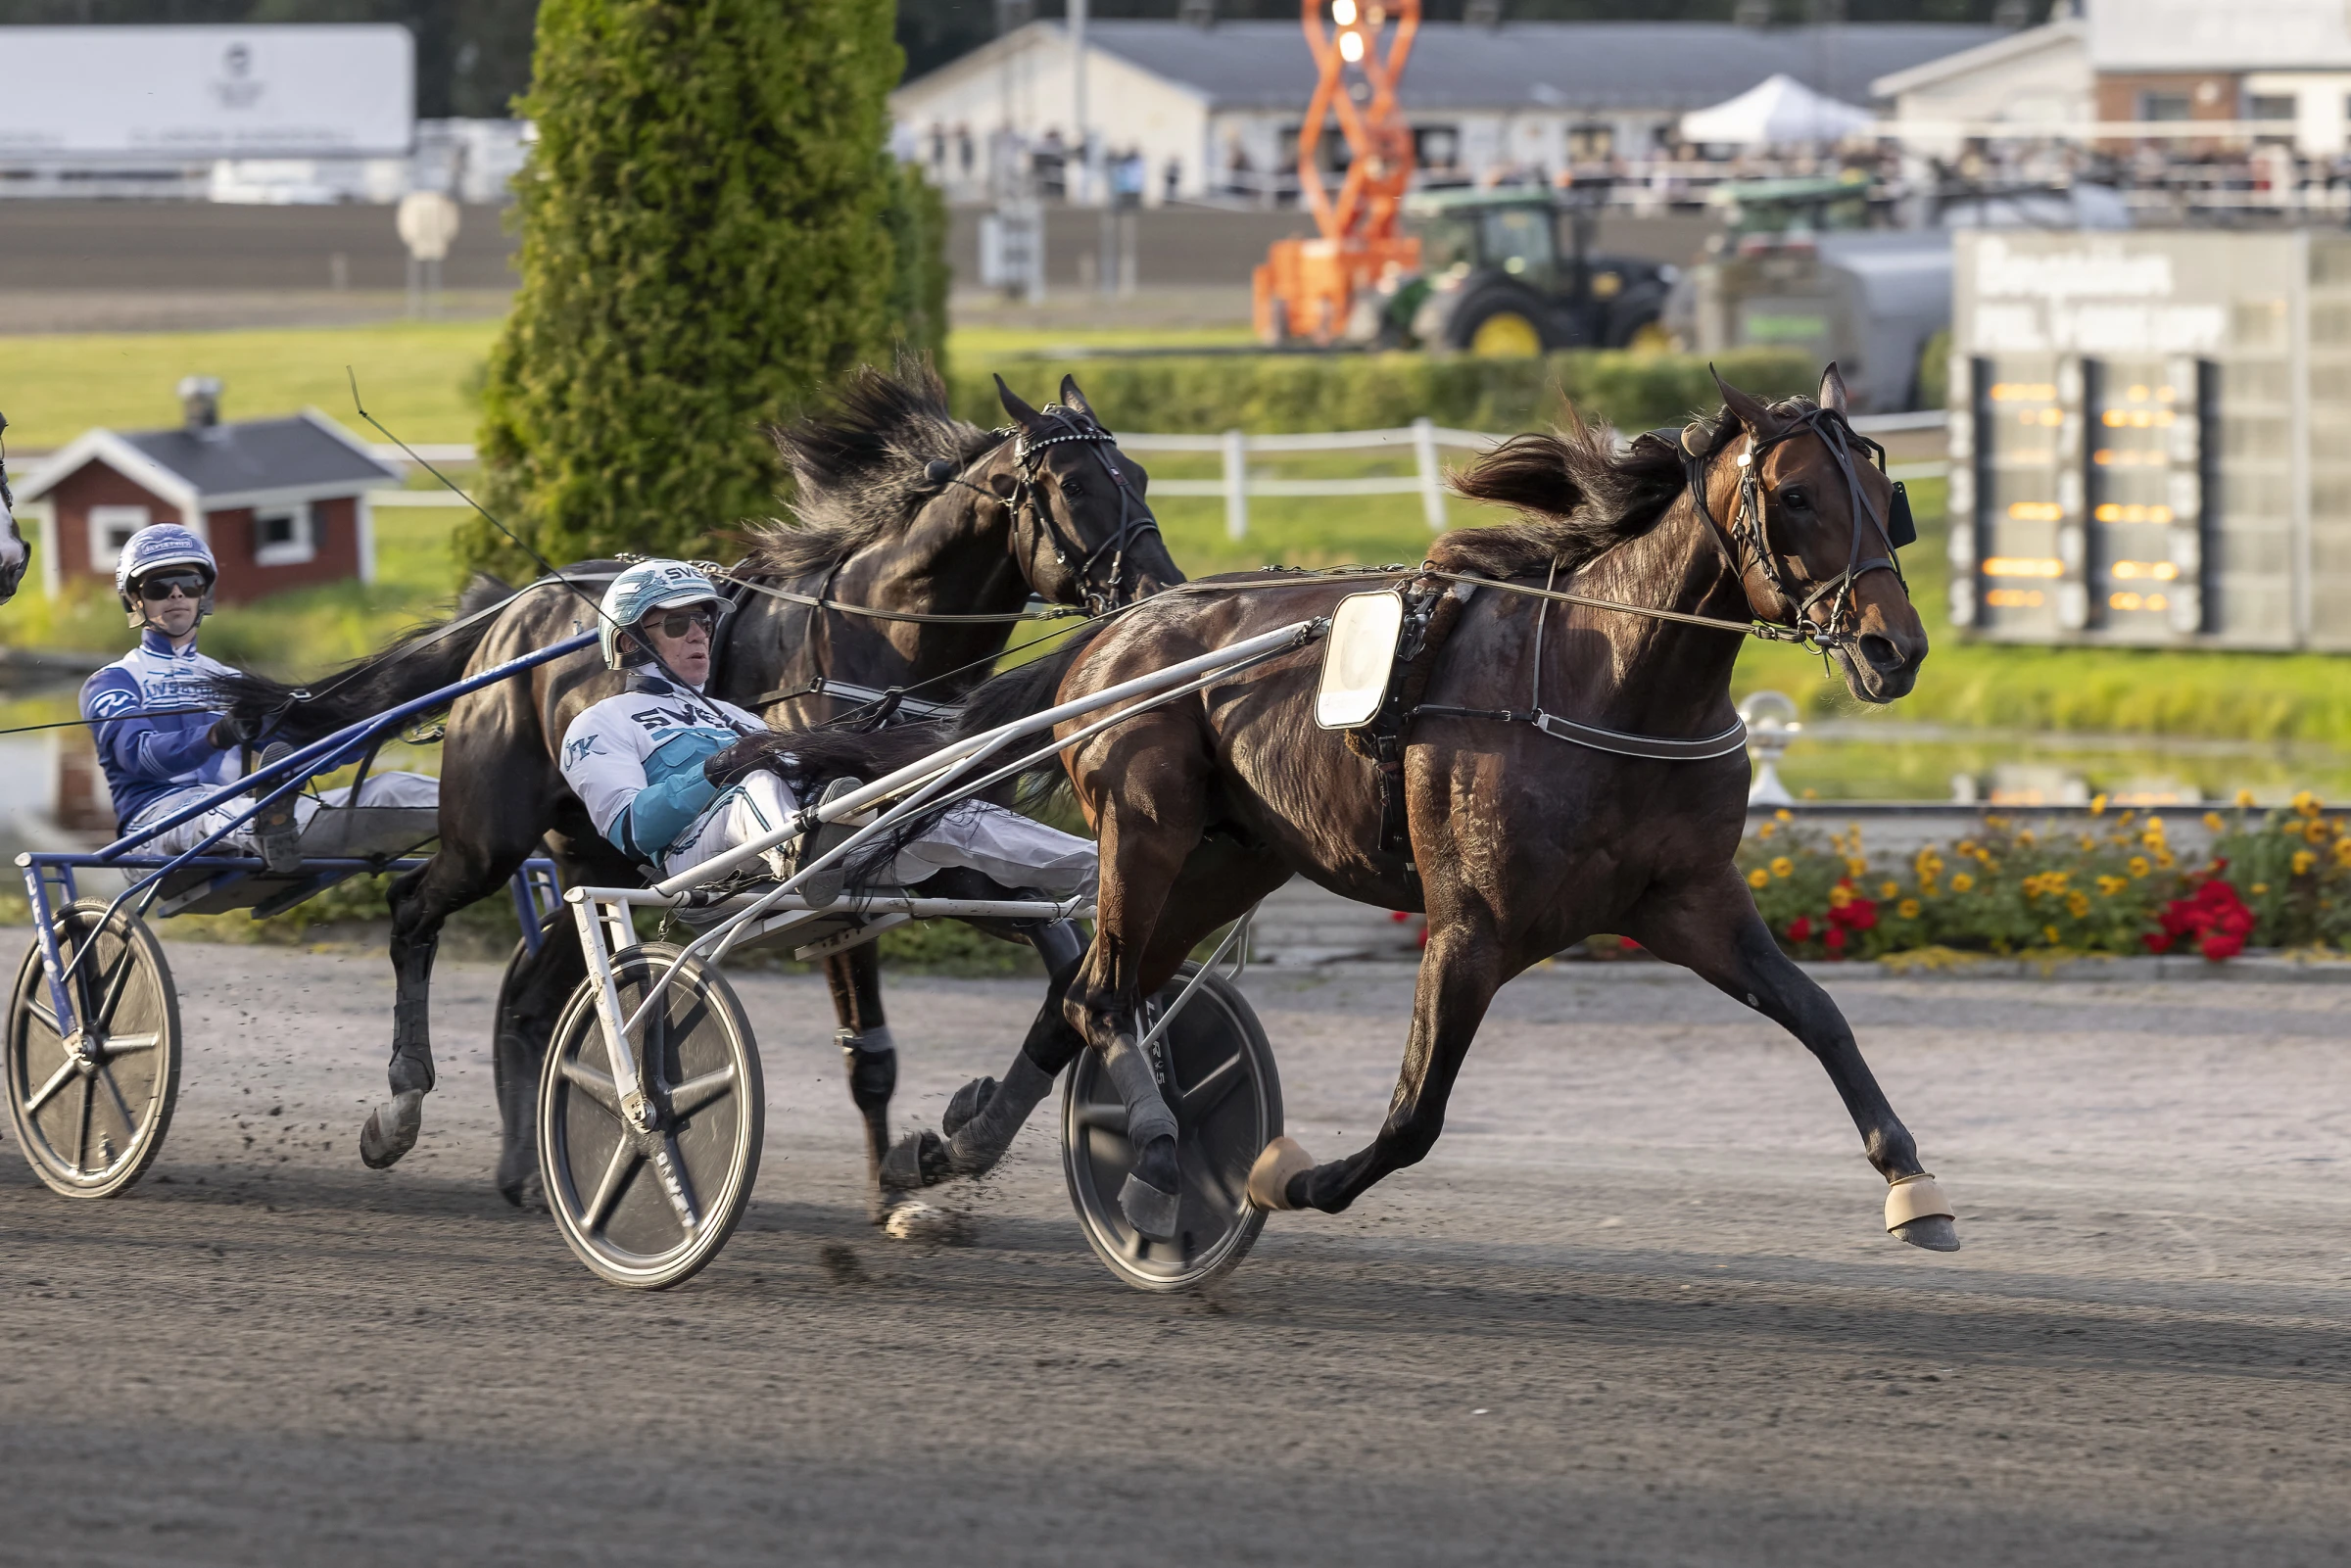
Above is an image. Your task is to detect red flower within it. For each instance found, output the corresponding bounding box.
[1829,896,1879,932]
[2144,930,2175,954]
[2150,879,2255,962]
[2200,932,2245,962]
[1786,915,1814,942]
[1823,927,1848,956]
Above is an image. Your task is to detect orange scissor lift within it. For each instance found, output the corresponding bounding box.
[1253,0,1422,344]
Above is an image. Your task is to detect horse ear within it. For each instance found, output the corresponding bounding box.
[1711,365,1785,439]
[1817,361,1851,415]
[995,374,1046,431]
[1058,374,1094,421]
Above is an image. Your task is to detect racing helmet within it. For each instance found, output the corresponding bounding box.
[598,558,733,671]
[115,523,217,627]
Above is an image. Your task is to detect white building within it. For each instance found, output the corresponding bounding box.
[1870,19,2093,159]
[891,20,2006,204]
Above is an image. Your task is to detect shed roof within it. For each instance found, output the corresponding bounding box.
[19,408,398,511]
[906,21,2009,115]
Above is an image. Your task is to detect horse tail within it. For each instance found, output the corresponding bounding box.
[206,573,517,745]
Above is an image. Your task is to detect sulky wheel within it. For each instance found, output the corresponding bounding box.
[539,943,762,1289]
[5,900,181,1198]
[1062,961,1280,1292]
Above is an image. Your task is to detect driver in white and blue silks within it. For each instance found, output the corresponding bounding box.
[79,525,437,869]
[558,560,1097,902]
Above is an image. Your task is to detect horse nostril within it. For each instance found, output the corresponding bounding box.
[1858,634,1904,673]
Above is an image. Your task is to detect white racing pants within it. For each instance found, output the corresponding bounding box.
[662,770,1097,898]
[126,772,441,859]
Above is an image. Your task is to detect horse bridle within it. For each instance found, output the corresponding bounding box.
[936,405,1162,617]
[1676,403,1914,652]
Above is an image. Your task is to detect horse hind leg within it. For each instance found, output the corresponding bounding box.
[492,919,582,1210]
[823,943,907,1224]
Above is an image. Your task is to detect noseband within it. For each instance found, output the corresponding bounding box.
[1677,404,1913,652]
[1004,405,1162,615]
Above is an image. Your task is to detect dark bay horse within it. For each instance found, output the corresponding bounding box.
[212,362,1180,1211]
[0,410,28,604]
[875,365,1959,1253]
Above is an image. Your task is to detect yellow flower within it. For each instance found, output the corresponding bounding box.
[2096,876,2128,897]
[2066,890,2090,918]
[1914,849,1944,878]
[1829,883,1853,910]
[2309,819,2332,844]
[1920,879,1940,898]
[2090,794,2107,816]
[1748,868,1771,889]
[2293,849,2317,876]
[2334,837,2351,868]
[1897,898,1921,919]
[2154,849,2176,870]
[1757,821,1776,840]
[2127,856,2150,879]
[2042,925,2061,946]
[2252,882,2270,895]
[1770,857,1794,879]
[2294,790,2323,818]
[1774,808,1793,823]
[2235,788,2255,807]
[2079,834,2097,852]
[1954,839,1979,859]
[1879,880,1900,900]
[2018,829,2037,847]
[1950,872,1976,893]
[1845,856,1868,879]
[2203,812,2226,833]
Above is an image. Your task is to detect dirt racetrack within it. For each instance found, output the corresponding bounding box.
[0,932,2344,1566]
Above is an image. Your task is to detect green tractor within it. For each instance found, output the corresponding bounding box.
[1374,187,1678,356]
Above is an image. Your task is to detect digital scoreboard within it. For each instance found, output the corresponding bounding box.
[1948,230,2350,650]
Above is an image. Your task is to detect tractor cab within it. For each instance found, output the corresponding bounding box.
[1388,187,1675,356]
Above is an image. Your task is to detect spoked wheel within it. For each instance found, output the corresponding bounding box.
[5,900,181,1198]
[1062,961,1280,1292]
[539,943,763,1289]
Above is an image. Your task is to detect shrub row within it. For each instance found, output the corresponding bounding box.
[955,347,1818,438]
[1741,796,2351,963]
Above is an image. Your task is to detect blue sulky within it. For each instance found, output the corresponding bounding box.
[10,631,595,1197]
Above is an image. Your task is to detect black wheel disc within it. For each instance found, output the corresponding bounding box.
[539,944,763,1289]
[1062,962,1280,1291]
[6,901,181,1198]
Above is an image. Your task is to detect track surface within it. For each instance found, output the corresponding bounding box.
[0,933,2345,1565]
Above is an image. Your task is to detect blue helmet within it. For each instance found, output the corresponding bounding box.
[598,558,732,670]
[115,523,216,620]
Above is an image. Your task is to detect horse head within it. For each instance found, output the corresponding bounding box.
[1708,365,1927,703]
[0,411,25,606]
[987,374,1182,613]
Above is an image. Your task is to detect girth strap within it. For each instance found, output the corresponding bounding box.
[1415,703,1750,762]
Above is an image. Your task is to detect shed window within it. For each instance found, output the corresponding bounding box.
[87,505,150,572]
[254,502,315,567]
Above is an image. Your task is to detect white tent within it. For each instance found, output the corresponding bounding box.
[1679,72,1874,147]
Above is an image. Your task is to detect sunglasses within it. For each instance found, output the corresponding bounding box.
[137,571,211,602]
[646,608,716,641]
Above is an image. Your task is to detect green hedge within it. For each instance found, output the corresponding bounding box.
[956,348,1816,438]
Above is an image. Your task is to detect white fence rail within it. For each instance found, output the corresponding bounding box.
[363,407,1947,538]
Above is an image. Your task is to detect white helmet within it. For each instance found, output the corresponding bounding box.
[598,559,732,671]
[115,523,217,626]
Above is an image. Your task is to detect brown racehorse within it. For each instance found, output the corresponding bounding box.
[876,364,1959,1253]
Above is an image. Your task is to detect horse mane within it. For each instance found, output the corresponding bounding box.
[1434,398,1821,579]
[742,353,1002,580]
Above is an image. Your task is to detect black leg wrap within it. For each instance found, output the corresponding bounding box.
[1101,1033,1181,1238]
[944,1052,1055,1177]
[839,1026,897,1112]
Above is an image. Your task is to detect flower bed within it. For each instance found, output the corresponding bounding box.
[1738,793,2351,963]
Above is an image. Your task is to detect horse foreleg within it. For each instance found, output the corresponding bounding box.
[364,862,448,1168]
[492,920,582,1209]
[1260,911,1510,1215]
[1625,866,1958,1252]
[822,944,904,1223]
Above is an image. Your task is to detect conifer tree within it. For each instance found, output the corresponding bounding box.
[467,0,901,575]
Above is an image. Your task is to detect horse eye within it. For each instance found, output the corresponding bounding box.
[1062,478,1085,497]
[1780,486,1812,512]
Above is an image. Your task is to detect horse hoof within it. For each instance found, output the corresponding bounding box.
[942,1075,996,1141]
[1246,1136,1315,1212]
[501,1169,548,1213]
[1893,1215,1961,1253]
[879,1128,948,1193]
[358,1090,425,1170]
[1118,1170,1181,1240]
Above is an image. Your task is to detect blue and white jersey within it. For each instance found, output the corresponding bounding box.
[79,631,241,828]
[559,676,763,864]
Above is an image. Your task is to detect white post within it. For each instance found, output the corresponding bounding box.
[1412,416,1448,532]
[1223,427,1249,541]
[1069,0,1088,206]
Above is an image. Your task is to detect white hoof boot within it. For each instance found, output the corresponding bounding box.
[883,1200,965,1243]
[1246,1136,1315,1212]
[359,1089,425,1170]
[1886,1172,1960,1252]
